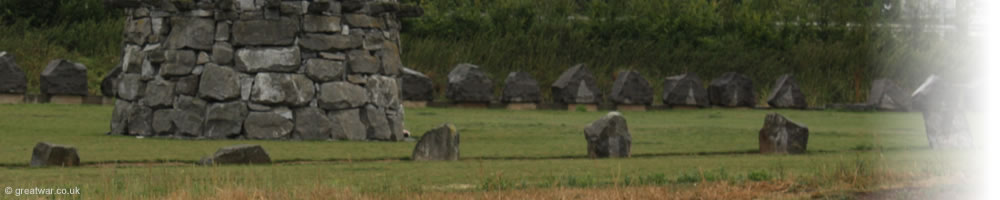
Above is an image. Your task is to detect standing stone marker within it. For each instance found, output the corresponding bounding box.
[106,0,419,141]
[553,64,602,111]
[412,123,460,161]
[446,63,493,103]
[867,78,910,111]
[584,112,631,158]
[758,113,809,154]
[401,67,433,107]
[911,75,972,149]
[708,72,756,107]
[41,59,88,104]
[766,74,807,109]
[502,72,541,109]
[30,142,80,167]
[609,70,653,108]
[662,73,709,108]
[0,51,27,104]
[199,144,272,165]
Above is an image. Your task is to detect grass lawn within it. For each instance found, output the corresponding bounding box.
[0,104,980,199]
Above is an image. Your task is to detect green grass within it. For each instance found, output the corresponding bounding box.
[0,104,975,199]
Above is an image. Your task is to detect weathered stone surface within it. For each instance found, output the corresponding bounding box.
[708,72,756,107]
[40,60,88,96]
[198,65,241,101]
[345,14,382,28]
[304,59,345,82]
[212,42,234,65]
[142,79,175,108]
[294,107,332,140]
[662,73,709,107]
[401,67,433,101]
[328,108,367,141]
[215,21,230,41]
[30,142,80,167]
[299,34,362,51]
[231,18,297,46]
[366,76,400,109]
[0,52,27,94]
[867,78,910,111]
[235,47,301,72]
[244,109,294,139]
[377,42,401,75]
[280,1,309,15]
[364,105,393,140]
[584,112,631,158]
[100,66,122,97]
[165,17,214,50]
[318,82,367,110]
[501,72,541,103]
[126,104,153,136]
[386,109,405,140]
[152,109,175,135]
[766,74,807,109]
[110,100,131,135]
[125,17,152,44]
[552,64,602,104]
[174,75,200,96]
[412,123,460,161]
[347,50,379,74]
[117,74,144,100]
[303,15,341,33]
[204,101,248,139]
[911,75,973,149]
[170,96,207,136]
[758,113,809,154]
[250,73,315,106]
[122,45,143,73]
[446,63,493,103]
[610,70,653,105]
[160,50,197,76]
[199,144,271,165]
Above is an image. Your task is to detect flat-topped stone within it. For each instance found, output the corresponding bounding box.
[501,72,541,103]
[41,59,88,96]
[199,144,271,165]
[708,72,756,107]
[30,142,80,167]
[446,63,493,103]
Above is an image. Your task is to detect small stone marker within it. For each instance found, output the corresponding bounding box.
[552,64,602,105]
[766,74,807,109]
[708,72,756,107]
[41,59,88,104]
[911,75,972,149]
[662,73,709,108]
[412,123,460,161]
[446,63,493,103]
[502,72,541,110]
[610,70,653,106]
[758,113,809,154]
[867,78,910,111]
[30,142,81,167]
[401,67,434,106]
[584,112,631,158]
[199,144,272,165]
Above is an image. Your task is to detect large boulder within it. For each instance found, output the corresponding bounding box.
[911,75,973,149]
[584,112,631,158]
[204,101,249,139]
[364,104,394,141]
[100,66,123,97]
[708,72,756,107]
[30,142,80,167]
[400,67,433,101]
[198,65,241,101]
[0,52,28,94]
[758,113,809,154]
[165,17,215,50]
[294,107,333,140]
[318,82,367,110]
[235,47,302,73]
[199,144,272,165]
[501,72,541,103]
[366,76,401,109]
[609,70,653,105]
[766,74,807,109]
[244,109,294,139]
[412,123,460,161]
[231,18,298,46]
[662,73,709,107]
[304,58,346,82]
[446,63,493,103]
[249,73,315,106]
[328,108,367,141]
[141,79,175,108]
[117,74,145,100]
[867,78,910,111]
[40,59,88,96]
[552,64,602,104]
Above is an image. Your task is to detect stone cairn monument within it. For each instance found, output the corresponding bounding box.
[106,0,421,141]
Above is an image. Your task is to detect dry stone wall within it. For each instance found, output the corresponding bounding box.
[108,0,418,141]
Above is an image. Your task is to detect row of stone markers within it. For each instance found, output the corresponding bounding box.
[0,52,113,104]
[103,0,423,141]
[400,64,822,111]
